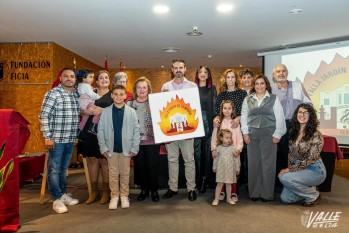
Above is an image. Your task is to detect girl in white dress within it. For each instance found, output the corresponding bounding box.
[212,129,240,205]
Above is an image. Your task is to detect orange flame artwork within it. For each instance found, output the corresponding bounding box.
[157,95,199,136]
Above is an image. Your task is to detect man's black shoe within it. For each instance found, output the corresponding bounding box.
[188,190,197,201]
[162,189,178,199]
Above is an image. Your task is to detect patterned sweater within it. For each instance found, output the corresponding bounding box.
[288,130,323,172]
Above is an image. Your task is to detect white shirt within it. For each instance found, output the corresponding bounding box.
[241,91,286,139]
[161,77,197,91]
[77,83,100,110]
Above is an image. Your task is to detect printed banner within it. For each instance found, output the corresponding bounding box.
[148,88,204,143]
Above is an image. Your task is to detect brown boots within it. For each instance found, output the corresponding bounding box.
[85,182,99,204]
[85,182,110,204]
[99,182,111,204]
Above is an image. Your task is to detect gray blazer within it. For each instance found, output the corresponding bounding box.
[97,104,140,157]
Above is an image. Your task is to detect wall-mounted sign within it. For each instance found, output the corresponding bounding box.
[0,60,51,82]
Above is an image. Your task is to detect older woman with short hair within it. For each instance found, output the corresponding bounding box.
[113,71,132,102]
[239,68,254,94]
[127,77,161,202]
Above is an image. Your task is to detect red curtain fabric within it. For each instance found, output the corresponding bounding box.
[0,109,30,232]
[322,135,343,160]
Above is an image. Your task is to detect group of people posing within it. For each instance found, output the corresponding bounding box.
[39,60,327,214]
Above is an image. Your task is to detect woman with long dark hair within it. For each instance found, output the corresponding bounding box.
[278,104,326,207]
[194,65,216,194]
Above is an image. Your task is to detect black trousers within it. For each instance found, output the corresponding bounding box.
[194,111,213,185]
[134,144,161,192]
[275,120,291,187]
[238,144,248,185]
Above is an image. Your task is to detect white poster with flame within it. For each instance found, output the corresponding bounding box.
[148,87,205,143]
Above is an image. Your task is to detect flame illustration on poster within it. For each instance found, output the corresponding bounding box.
[148,88,204,143]
[158,95,198,136]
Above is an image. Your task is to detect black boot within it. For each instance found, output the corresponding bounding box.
[137,189,149,201]
[199,177,207,194]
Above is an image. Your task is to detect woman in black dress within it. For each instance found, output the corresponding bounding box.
[194,65,216,194]
[78,70,113,204]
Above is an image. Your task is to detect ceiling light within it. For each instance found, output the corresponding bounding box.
[153,5,169,14]
[216,4,233,13]
[162,47,179,53]
[289,8,302,14]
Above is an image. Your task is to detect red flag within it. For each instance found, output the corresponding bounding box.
[104,54,108,71]
[119,58,123,71]
[51,68,64,88]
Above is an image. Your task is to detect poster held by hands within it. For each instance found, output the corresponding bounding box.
[148,88,204,143]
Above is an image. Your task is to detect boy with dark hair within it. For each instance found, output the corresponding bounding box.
[97,85,140,209]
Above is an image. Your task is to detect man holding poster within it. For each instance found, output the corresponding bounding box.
[161,59,198,201]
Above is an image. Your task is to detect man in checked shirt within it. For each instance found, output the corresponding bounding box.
[39,68,80,214]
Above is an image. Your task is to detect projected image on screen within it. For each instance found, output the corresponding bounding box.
[282,46,349,145]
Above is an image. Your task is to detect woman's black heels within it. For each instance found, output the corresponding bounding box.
[199,177,207,194]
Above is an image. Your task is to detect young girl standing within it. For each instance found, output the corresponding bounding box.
[211,100,243,204]
[212,129,241,205]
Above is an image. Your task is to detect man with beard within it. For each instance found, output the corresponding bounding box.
[39,68,80,213]
[161,59,198,201]
[271,64,312,187]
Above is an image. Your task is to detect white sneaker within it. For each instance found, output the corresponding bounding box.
[231,193,238,202]
[109,197,119,210]
[218,192,225,201]
[60,193,79,206]
[53,199,68,214]
[227,199,236,205]
[212,199,219,206]
[121,196,130,209]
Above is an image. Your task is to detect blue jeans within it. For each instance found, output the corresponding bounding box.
[47,142,75,200]
[279,159,326,203]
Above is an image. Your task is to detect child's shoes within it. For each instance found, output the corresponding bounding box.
[121,196,130,208]
[231,193,238,202]
[226,199,236,205]
[218,192,225,201]
[109,197,119,210]
[212,199,219,206]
